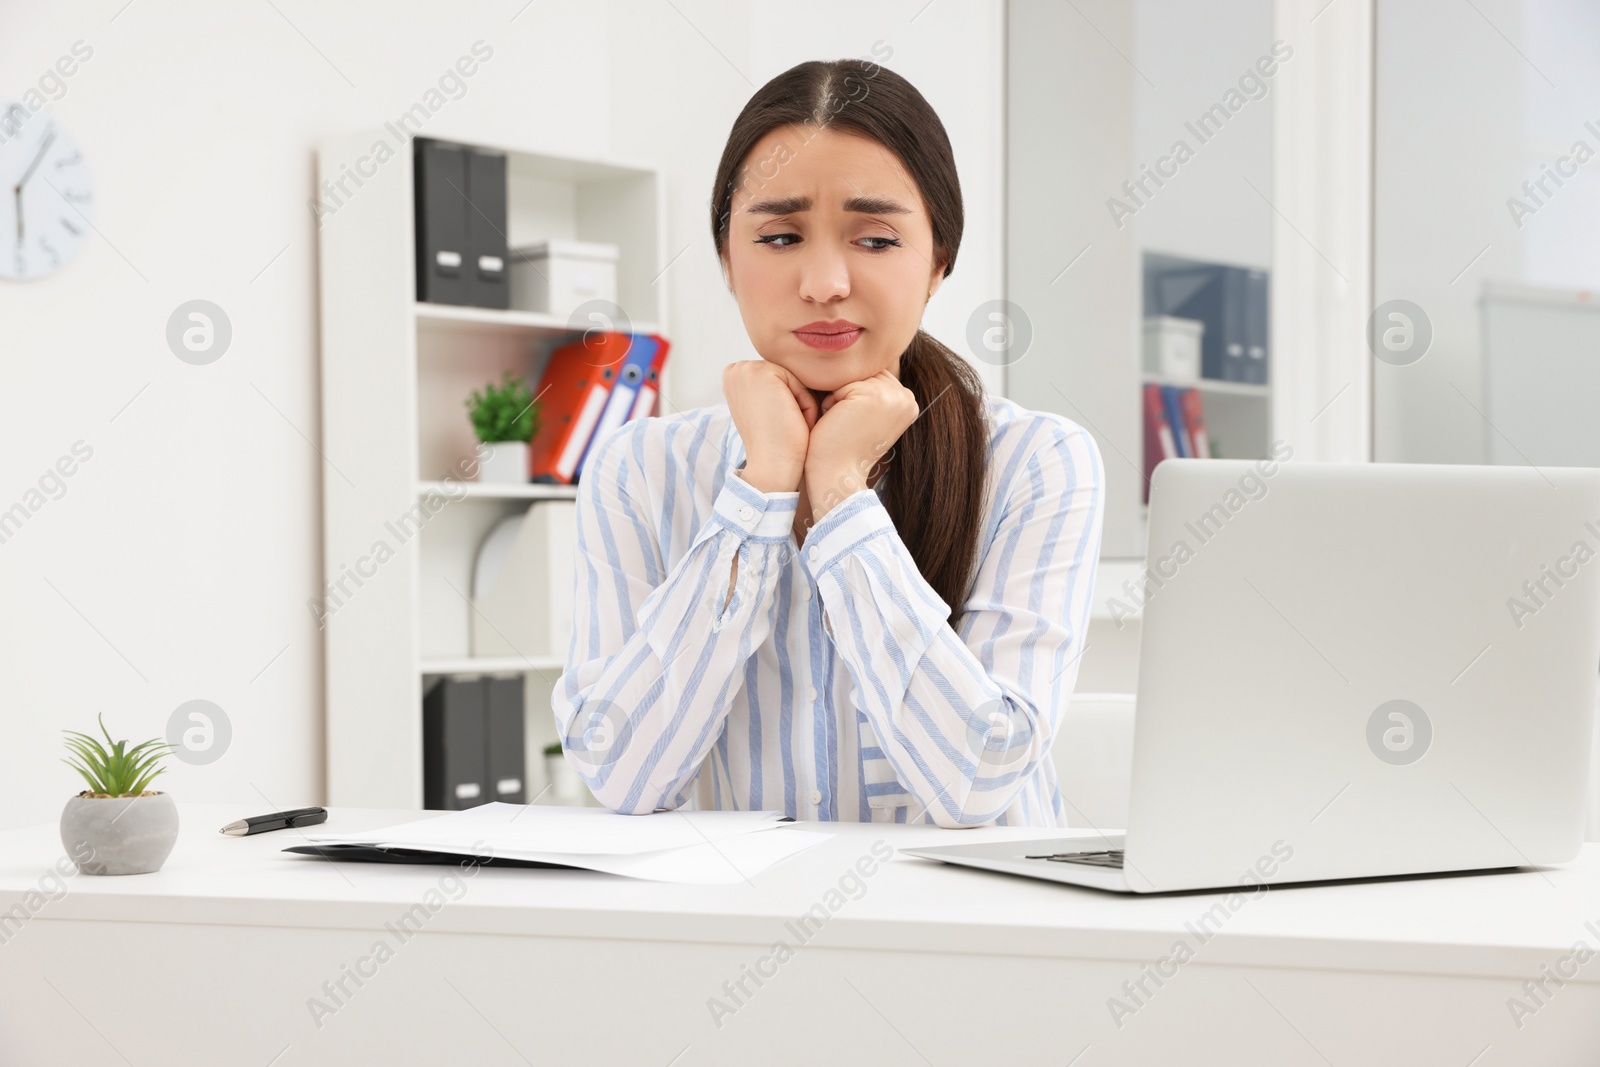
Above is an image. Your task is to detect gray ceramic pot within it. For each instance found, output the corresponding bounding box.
[60,792,179,875]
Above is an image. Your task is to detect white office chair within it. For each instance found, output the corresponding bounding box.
[1051,692,1136,833]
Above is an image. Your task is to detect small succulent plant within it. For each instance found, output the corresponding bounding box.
[466,371,540,444]
[62,713,176,797]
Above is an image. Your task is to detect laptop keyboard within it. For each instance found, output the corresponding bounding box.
[1025,849,1125,869]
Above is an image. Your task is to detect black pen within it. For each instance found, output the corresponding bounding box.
[220,806,328,836]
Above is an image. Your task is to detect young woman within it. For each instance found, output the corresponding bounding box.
[554,59,1104,827]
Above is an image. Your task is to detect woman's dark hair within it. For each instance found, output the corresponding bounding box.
[710,58,989,629]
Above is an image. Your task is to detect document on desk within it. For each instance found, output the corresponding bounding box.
[289,803,831,885]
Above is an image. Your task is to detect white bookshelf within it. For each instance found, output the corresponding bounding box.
[1140,373,1270,400]
[416,480,578,501]
[316,131,668,808]
[419,656,565,677]
[414,301,664,339]
[1140,250,1273,463]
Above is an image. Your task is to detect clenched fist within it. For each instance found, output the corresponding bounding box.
[806,369,920,485]
[722,360,821,494]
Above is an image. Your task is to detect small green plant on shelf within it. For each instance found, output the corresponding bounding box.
[62,713,176,797]
[466,370,540,444]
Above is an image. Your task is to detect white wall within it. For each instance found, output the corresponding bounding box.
[0,0,1004,831]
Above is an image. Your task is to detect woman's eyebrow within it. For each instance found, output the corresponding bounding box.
[745,194,912,216]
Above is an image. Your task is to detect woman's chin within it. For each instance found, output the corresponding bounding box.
[794,359,869,394]
[762,346,883,393]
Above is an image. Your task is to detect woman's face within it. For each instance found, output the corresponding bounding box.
[721,124,946,395]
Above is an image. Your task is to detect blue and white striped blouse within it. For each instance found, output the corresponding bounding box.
[553,391,1105,827]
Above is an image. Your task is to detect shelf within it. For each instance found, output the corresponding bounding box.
[319,128,665,808]
[1142,374,1270,398]
[417,480,578,501]
[420,656,564,676]
[414,302,661,339]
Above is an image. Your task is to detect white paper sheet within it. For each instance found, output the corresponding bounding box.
[543,828,833,884]
[298,803,829,882]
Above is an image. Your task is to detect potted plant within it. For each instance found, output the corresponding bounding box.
[59,714,179,875]
[466,371,540,484]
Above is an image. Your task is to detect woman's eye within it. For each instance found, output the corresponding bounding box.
[752,233,902,252]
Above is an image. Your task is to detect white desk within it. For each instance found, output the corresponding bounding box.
[2,804,1598,1066]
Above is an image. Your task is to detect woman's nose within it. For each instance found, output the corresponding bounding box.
[797,244,850,303]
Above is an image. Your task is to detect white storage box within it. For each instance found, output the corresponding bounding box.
[1142,315,1204,381]
[509,238,619,319]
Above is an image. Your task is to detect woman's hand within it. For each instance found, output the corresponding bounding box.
[723,359,820,493]
[805,369,920,519]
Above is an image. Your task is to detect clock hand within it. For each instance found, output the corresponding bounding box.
[14,128,57,245]
[15,128,56,193]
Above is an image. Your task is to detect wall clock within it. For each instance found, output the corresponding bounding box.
[1,101,93,280]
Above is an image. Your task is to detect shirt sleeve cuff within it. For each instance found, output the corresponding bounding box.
[797,487,896,574]
[710,467,799,542]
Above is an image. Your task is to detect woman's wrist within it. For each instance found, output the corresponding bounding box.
[738,464,800,495]
[805,463,868,525]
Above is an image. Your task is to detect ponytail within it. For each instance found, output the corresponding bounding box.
[879,329,990,628]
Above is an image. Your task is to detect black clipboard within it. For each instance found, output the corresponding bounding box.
[283,843,575,869]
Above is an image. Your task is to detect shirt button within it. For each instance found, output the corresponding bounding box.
[807,546,820,563]
[806,685,818,703]
[810,789,822,805]
[738,505,754,520]
[803,585,812,600]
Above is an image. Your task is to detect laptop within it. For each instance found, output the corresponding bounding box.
[902,458,1600,893]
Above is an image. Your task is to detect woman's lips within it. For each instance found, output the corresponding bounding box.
[794,322,864,351]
